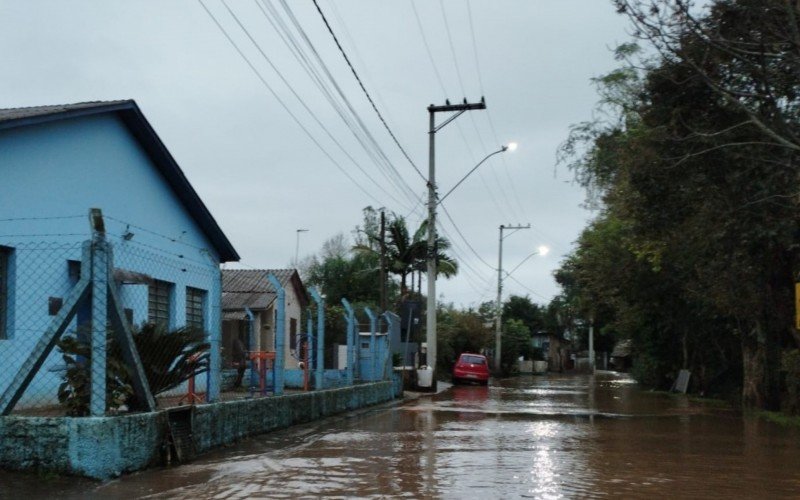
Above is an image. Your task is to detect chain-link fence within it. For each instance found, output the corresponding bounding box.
[0,219,222,417]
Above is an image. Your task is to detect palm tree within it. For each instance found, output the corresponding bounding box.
[355,214,459,299]
[412,219,458,295]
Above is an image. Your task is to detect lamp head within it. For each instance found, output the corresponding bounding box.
[538,245,550,256]
[506,142,518,152]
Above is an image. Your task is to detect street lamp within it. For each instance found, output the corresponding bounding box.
[294,229,309,266]
[438,143,518,205]
[427,135,515,388]
[505,245,550,277]
[424,98,487,391]
[495,236,549,373]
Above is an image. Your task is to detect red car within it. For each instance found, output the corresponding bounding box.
[452,353,490,385]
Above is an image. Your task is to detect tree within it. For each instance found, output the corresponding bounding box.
[354,212,459,300]
[615,0,800,153]
[436,303,492,372]
[500,319,532,375]
[557,2,800,409]
[305,235,384,307]
[503,295,545,334]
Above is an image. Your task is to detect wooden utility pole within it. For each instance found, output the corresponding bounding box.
[426,98,486,387]
[380,210,387,312]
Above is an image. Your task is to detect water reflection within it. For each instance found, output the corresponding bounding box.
[3,372,800,498]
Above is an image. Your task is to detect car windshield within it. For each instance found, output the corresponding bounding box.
[460,355,485,365]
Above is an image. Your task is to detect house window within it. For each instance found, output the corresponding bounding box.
[290,318,297,350]
[0,247,10,339]
[185,287,206,330]
[148,279,172,328]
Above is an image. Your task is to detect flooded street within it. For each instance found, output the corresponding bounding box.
[3,372,800,498]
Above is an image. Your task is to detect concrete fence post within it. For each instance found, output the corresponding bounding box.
[364,307,377,381]
[341,298,355,385]
[309,287,324,390]
[266,274,285,396]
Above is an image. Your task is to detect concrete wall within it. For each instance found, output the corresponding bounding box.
[0,412,167,479]
[0,381,397,480]
[193,381,396,453]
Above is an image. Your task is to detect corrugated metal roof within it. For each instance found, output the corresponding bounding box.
[0,100,240,263]
[222,269,297,311]
[223,310,248,321]
[0,101,131,124]
[611,339,632,358]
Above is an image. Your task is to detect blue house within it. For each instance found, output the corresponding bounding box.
[0,100,239,411]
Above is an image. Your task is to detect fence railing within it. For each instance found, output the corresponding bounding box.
[0,210,394,418]
[0,210,221,416]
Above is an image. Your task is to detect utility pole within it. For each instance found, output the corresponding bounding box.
[294,229,309,267]
[495,223,531,373]
[426,98,486,389]
[588,314,595,373]
[380,210,387,312]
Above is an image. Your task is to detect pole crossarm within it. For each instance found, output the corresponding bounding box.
[428,100,486,134]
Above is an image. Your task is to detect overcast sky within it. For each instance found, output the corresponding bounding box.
[0,0,634,308]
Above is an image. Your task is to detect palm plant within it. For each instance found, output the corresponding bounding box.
[57,323,209,415]
[354,214,459,299]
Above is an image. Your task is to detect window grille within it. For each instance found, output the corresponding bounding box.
[185,287,206,330]
[148,279,172,328]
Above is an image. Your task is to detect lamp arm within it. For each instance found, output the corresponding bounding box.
[438,147,506,205]
[505,250,540,278]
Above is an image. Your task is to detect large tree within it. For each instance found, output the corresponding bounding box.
[558,0,800,409]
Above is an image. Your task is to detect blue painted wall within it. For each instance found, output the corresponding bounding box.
[0,113,224,408]
[359,333,390,381]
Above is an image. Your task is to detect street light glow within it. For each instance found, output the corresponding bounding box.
[538,245,550,256]
[506,142,518,152]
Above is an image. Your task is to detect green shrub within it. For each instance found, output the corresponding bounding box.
[57,324,209,415]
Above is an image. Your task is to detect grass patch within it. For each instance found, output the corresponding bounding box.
[687,396,731,408]
[752,410,800,427]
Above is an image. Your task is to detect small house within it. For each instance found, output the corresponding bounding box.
[0,100,239,410]
[221,269,308,372]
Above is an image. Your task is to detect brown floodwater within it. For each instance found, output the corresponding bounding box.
[2,372,800,498]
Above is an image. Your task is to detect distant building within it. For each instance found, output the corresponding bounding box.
[0,100,239,407]
[221,269,308,370]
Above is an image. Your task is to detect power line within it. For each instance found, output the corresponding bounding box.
[252,0,417,213]
[411,0,518,222]
[466,0,485,94]
[435,221,494,299]
[439,202,495,271]
[410,0,448,98]
[254,1,421,217]
[219,0,415,211]
[197,0,383,207]
[326,2,400,144]
[506,274,550,301]
[311,0,427,185]
[464,0,528,219]
[439,0,467,98]
[436,221,492,287]
[272,0,424,213]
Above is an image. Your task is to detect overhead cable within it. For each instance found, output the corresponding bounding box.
[311,0,427,185]
[197,0,383,206]
[272,0,424,212]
